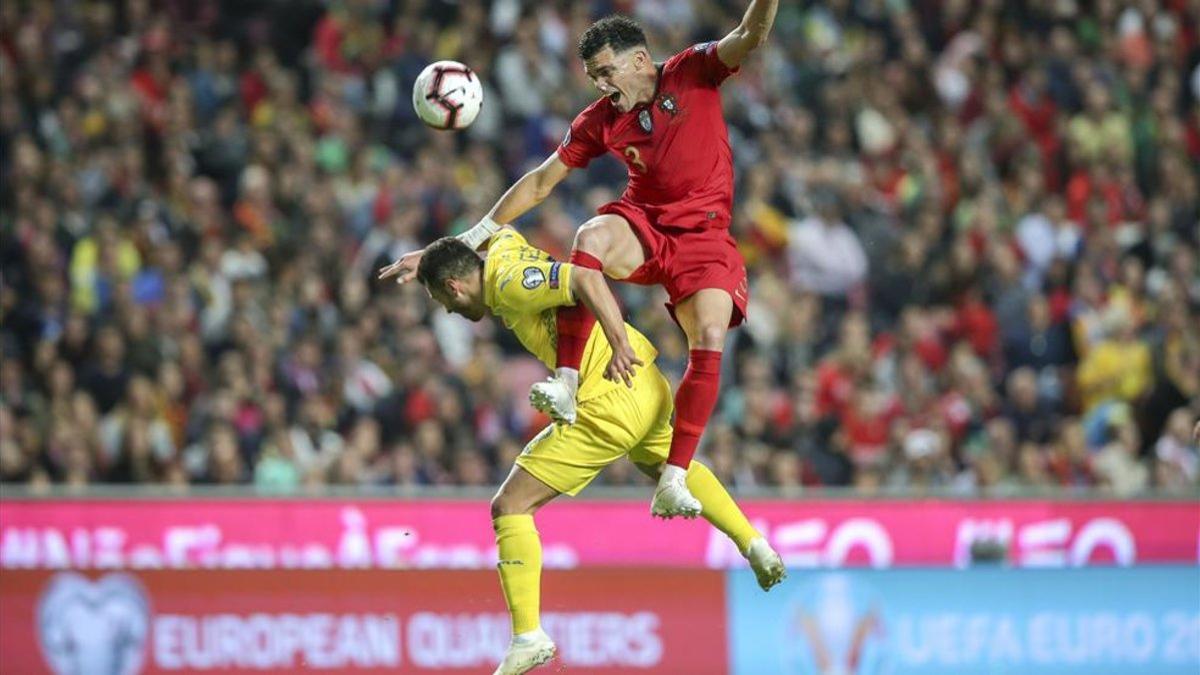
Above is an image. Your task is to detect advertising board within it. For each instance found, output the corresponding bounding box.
[726,566,1200,675]
[2,499,1195,569]
[0,568,727,674]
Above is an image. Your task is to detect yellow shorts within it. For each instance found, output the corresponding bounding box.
[515,365,674,496]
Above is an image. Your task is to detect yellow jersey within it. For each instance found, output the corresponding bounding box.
[483,230,659,403]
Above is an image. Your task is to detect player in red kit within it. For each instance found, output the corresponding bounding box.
[380,2,779,520]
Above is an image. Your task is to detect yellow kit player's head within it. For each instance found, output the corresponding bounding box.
[416,237,488,321]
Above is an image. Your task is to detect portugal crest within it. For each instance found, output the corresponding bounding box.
[658,93,678,116]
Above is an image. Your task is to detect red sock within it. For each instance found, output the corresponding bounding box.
[667,349,723,468]
[555,250,604,370]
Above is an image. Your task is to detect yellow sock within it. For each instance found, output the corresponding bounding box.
[493,514,542,635]
[686,460,761,555]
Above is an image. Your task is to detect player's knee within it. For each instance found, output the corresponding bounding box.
[490,491,530,519]
[693,323,728,351]
[573,220,612,257]
[490,492,512,519]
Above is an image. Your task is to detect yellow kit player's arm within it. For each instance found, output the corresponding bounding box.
[488,230,573,313]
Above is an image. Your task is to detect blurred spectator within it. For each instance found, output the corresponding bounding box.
[1077,306,1152,412]
[1004,294,1072,374]
[1003,367,1057,445]
[787,188,867,300]
[1155,408,1199,492]
[1093,412,1149,497]
[887,428,955,493]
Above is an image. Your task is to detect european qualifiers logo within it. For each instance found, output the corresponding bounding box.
[33,571,402,672]
[522,266,546,289]
[38,572,150,675]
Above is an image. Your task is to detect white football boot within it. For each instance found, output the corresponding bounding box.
[746,536,787,591]
[493,628,557,675]
[650,464,702,519]
[529,376,577,424]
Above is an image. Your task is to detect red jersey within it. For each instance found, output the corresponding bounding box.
[556,42,738,231]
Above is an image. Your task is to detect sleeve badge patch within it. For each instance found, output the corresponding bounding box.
[522,267,546,289]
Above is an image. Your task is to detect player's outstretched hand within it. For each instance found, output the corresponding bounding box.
[1193,419,1200,443]
[605,341,644,388]
[377,249,426,285]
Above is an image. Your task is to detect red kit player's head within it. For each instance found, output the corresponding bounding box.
[578,15,658,114]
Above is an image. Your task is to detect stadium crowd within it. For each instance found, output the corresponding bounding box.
[1,0,1197,496]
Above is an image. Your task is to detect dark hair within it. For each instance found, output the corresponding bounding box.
[577,15,647,60]
[416,237,484,289]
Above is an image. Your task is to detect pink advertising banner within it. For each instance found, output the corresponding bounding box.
[1,499,1196,570]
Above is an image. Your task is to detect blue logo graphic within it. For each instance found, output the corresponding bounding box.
[779,574,890,675]
[727,567,1200,675]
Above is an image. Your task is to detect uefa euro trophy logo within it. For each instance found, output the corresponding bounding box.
[37,572,150,675]
[782,573,890,675]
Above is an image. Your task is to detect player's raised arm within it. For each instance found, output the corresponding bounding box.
[485,152,574,241]
[377,152,572,284]
[569,267,643,388]
[454,152,574,254]
[716,0,780,69]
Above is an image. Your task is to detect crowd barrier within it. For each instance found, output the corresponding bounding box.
[1,567,1195,674]
[2,498,1197,569]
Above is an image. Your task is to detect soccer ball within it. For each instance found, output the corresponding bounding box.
[413,60,483,130]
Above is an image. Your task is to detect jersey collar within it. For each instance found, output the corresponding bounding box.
[640,63,664,111]
[481,259,497,311]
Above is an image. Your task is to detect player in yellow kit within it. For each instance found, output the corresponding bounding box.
[390,228,785,675]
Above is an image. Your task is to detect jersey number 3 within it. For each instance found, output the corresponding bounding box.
[623,146,647,173]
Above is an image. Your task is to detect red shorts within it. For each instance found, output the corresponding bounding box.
[598,200,748,327]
